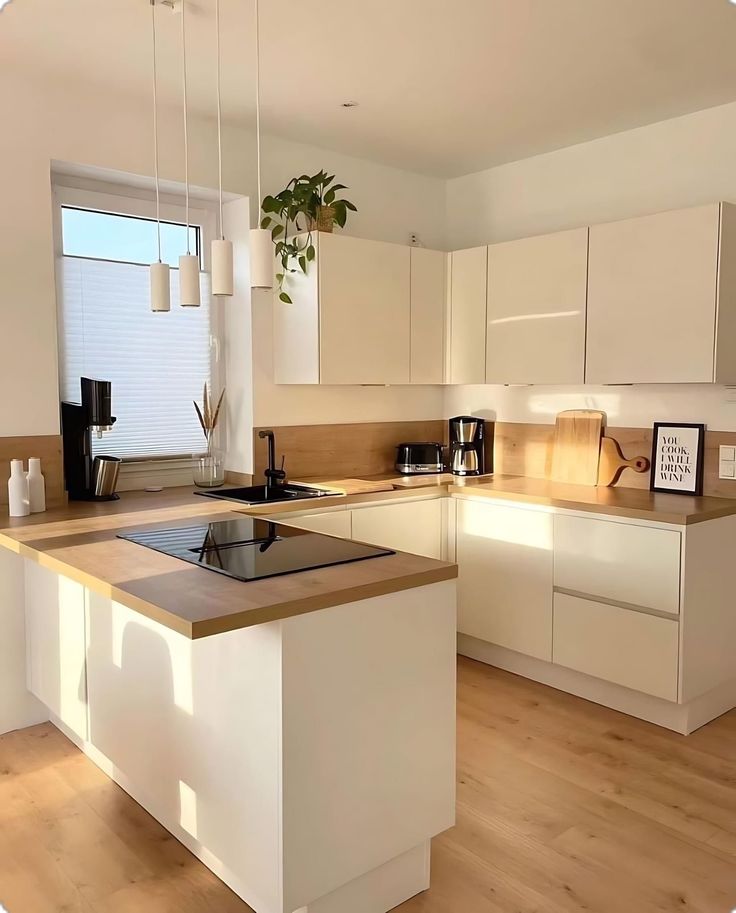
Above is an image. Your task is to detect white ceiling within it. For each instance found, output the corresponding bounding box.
[3,0,736,177]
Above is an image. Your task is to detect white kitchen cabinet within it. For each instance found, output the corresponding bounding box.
[24,561,88,740]
[586,203,736,384]
[277,509,352,538]
[554,514,681,615]
[553,593,679,701]
[273,232,411,385]
[486,228,588,385]
[446,246,487,384]
[410,247,447,384]
[351,498,444,559]
[455,498,553,660]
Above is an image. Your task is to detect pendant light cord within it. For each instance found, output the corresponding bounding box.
[151,0,162,263]
[181,0,191,254]
[255,0,262,209]
[216,0,224,239]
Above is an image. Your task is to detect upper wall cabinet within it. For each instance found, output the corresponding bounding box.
[410,247,447,384]
[446,246,487,385]
[586,203,736,384]
[274,233,411,385]
[273,234,448,386]
[486,228,588,385]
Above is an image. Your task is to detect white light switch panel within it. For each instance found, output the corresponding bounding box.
[719,446,736,480]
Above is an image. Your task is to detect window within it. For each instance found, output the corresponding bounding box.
[56,186,217,461]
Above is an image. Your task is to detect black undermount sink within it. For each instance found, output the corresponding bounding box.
[195,483,338,505]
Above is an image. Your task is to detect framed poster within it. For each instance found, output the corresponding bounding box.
[650,423,705,496]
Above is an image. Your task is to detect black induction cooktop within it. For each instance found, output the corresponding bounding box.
[118,517,394,583]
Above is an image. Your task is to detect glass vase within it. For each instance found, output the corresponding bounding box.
[193,436,225,489]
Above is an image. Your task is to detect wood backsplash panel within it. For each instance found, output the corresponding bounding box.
[253,421,447,480]
[0,435,65,507]
[494,421,736,499]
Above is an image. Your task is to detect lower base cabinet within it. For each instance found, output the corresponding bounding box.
[349,499,445,560]
[455,499,553,661]
[552,593,679,701]
[280,510,352,538]
[24,560,88,740]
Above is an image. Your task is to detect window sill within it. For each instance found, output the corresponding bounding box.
[117,458,198,492]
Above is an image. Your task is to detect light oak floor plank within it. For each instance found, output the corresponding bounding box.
[1,657,735,913]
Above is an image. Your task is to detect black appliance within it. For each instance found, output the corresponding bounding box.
[449,415,489,477]
[119,517,395,582]
[395,442,444,475]
[61,377,119,501]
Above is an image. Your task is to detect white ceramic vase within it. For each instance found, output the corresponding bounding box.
[8,459,30,517]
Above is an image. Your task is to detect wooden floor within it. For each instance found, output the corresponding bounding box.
[2,657,736,913]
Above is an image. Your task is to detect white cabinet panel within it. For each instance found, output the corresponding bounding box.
[486,228,587,384]
[455,499,553,660]
[553,593,679,701]
[319,233,411,385]
[586,205,720,383]
[278,510,352,538]
[351,499,444,559]
[447,246,487,384]
[24,561,88,740]
[554,514,681,615]
[410,247,446,384]
[273,259,320,384]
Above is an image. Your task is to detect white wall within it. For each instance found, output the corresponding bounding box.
[0,63,446,446]
[444,101,736,431]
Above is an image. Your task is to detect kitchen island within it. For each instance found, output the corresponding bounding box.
[0,488,458,913]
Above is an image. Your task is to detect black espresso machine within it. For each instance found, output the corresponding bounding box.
[61,377,120,501]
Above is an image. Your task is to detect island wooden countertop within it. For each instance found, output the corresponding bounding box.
[449,475,736,525]
[0,487,457,639]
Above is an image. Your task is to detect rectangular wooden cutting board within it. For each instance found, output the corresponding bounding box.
[546,410,605,486]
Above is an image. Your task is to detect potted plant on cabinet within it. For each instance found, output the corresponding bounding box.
[260,170,357,303]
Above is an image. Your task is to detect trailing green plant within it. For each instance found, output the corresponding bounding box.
[260,170,357,303]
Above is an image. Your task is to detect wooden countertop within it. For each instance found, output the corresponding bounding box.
[0,487,457,640]
[449,475,736,525]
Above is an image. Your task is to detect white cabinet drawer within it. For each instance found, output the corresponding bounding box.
[554,514,681,615]
[553,593,679,701]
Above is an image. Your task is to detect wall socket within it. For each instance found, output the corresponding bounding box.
[719,445,736,479]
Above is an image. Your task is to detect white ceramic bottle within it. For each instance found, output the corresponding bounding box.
[27,457,46,513]
[8,459,30,517]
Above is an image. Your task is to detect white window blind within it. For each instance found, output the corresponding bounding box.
[58,256,212,459]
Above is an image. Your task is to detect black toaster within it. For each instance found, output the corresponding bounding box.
[395,442,445,475]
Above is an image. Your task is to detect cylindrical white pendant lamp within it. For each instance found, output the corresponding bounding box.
[151,261,171,312]
[249,0,273,290]
[249,228,273,289]
[149,1,170,312]
[179,253,201,307]
[211,238,234,296]
[211,0,234,297]
[178,0,201,307]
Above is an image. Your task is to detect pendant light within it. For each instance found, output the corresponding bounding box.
[249,0,273,289]
[149,0,170,312]
[179,0,201,307]
[211,0,233,296]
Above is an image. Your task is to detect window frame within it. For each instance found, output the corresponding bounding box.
[52,181,224,484]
